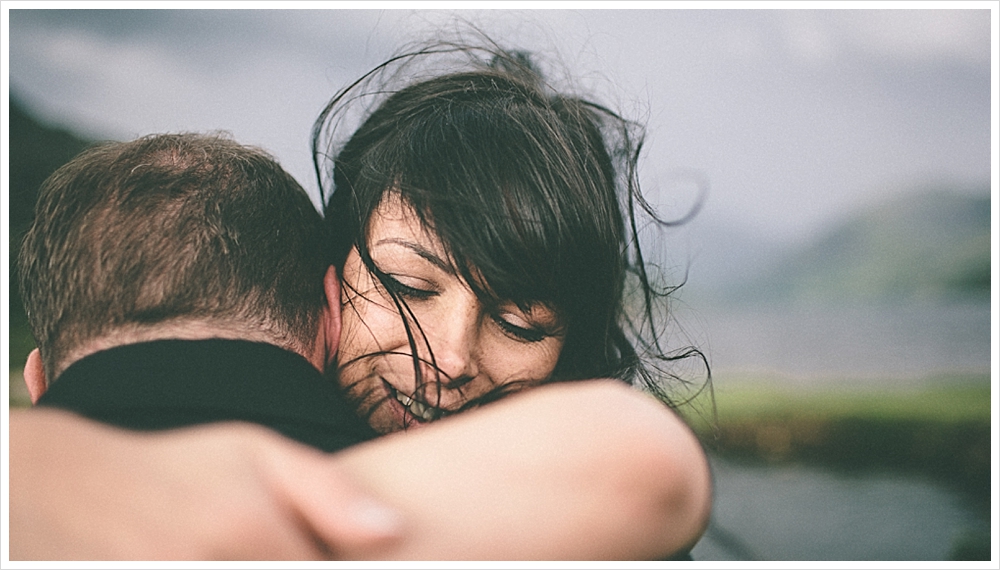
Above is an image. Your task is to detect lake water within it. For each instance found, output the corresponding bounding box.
[691,457,989,561]
[682,301,991,382]
[677,302,993,561]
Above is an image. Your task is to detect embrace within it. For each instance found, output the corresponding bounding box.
[10,43,712,560]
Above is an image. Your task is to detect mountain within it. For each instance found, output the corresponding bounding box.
[8,96,92,237]
[729,188,991,304]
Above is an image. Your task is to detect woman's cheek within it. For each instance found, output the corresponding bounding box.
[342,284,427,367]
[481,333,565,385]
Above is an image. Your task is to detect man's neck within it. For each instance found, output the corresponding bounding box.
[55,320,310,380]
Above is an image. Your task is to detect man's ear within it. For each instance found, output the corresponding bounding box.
[23,348,49,404]
[321,266,342,363]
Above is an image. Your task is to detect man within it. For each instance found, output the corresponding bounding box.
[18,132,370,450]
[10,133,711,560]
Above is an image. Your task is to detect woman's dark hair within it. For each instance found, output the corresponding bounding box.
[313,41,708,411]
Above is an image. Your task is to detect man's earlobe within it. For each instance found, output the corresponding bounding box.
[24,349,49,404]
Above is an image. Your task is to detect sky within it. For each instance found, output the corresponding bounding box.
[3,6,995,245]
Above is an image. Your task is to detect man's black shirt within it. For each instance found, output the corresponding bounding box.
[37,339,376,452]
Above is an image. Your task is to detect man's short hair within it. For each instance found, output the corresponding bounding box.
[19,133,329,379]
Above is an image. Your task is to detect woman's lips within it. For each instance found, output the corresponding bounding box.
[382,379,437,429]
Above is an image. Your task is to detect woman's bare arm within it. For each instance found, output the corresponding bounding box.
[338,379,712,560]
[9,380,710,560]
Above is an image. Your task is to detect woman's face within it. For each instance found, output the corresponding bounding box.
[337,195,566,434]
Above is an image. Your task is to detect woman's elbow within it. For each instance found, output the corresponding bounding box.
[589,381,713,557]
[644,417,712,556]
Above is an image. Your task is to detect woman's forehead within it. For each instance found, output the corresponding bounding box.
[364,195,562,325]
[365,195,503,299]
[367,194,447,260]
[364,191,565,314]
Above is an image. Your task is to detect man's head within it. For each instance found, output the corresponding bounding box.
[19,133,339,393]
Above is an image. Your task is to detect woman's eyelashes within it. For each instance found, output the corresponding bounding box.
[492,313,547,343]
[380,272,438,300]
[373,259,556,344]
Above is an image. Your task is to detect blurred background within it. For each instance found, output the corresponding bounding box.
[4,8,994,561]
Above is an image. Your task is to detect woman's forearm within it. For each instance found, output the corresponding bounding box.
[336,379,712,559]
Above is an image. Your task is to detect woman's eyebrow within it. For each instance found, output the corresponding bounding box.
[375,238,455,275]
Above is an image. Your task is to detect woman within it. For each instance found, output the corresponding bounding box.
[315,44,706,434]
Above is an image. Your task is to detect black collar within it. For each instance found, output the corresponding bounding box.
[38,339,376,452]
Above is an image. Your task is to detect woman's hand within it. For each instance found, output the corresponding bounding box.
[9,409,403,560]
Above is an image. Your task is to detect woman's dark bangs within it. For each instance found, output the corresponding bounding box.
[390,100,571,310]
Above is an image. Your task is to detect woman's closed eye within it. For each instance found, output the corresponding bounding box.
[381,272,549,342]
[493,312,548,343]
[381,272,438,300]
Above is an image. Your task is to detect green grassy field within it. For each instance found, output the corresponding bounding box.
[683,373,992,500]
[9,368,31,408]
[693,373,991,424]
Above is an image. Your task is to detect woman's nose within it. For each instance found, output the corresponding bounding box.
[424,298,481,395]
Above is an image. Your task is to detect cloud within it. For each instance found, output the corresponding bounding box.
[6,8,992,242]
[779,10,991,66]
